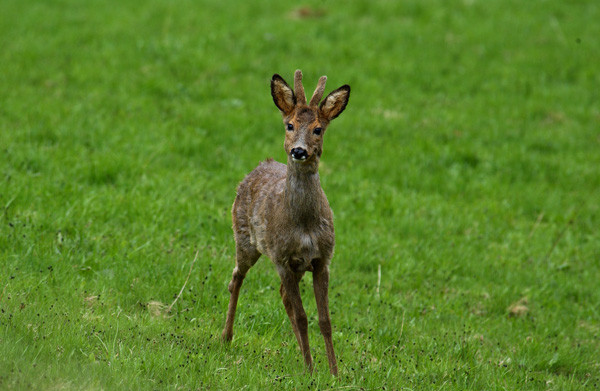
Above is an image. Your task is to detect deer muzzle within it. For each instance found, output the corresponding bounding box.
[290,147,309,161]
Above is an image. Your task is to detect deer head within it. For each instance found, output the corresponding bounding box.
[271,70,350,171]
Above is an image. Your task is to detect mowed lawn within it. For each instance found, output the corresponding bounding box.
[1,0,599,389]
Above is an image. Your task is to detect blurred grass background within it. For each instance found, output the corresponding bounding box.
[1,0,599,389]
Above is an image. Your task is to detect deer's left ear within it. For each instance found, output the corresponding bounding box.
[271,74,296,115]
[319,85,350,121]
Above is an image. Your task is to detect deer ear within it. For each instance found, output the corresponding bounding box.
[319,85,350,121]
[271,74,296,115]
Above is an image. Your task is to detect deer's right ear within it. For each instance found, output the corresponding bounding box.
[319,85,350,121]
[271,74,296,115]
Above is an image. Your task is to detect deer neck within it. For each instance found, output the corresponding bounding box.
[284,158,322,224]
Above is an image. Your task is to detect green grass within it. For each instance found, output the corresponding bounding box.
[1,0,599,389]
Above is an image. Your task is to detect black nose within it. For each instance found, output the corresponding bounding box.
[290,147,308,160]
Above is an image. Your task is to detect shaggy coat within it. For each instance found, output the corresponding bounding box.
[222,70,350,376]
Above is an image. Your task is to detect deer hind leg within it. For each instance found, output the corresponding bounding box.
[313,260,338,376]
[222,244,260,342]
[279,268,313,372]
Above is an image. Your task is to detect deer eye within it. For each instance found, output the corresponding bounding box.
[286,123,294,131]
[313,127,322,136]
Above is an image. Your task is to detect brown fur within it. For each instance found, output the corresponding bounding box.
[222,70,350,376]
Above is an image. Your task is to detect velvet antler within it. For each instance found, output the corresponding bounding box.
[294,69,306,105]
[309,76,327,106]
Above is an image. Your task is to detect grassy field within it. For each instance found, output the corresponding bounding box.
[1,0,599,389]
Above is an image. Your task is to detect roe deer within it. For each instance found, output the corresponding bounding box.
[222,70,350,376]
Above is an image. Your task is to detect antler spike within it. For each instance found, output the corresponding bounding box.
[309,76,328,106]
[294,69,306,105]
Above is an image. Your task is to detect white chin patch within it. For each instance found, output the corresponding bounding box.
[292,156,307,162]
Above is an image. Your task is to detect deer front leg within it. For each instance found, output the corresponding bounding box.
[279,268,313,372]
[312,261,338,376]
[280,282,302,349]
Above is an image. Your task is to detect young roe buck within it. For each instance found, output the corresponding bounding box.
[222,70,350,375]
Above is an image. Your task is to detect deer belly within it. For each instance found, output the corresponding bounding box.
[287,233,319,272]
[289,257,315,273]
